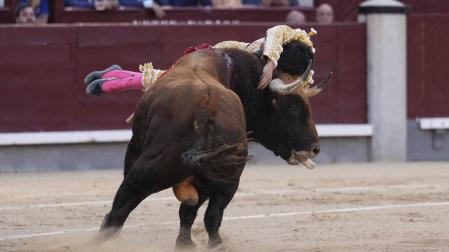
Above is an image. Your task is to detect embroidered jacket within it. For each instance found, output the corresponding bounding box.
[141,25,316,89]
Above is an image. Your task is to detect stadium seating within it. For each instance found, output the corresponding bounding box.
[50,0,315,24]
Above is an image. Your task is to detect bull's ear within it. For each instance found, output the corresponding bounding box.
[304,72,332,97]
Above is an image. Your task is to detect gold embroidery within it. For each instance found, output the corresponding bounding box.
[262,25,318,66]
[139,62,164,89]
[246,38,265,54]
[137,26,318,90]
[213,41,249,50]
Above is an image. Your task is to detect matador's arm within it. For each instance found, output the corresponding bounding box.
[214,25,315,67]
[139,26,316,89]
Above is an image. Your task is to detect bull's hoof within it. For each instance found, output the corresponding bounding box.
[84,64,122,85]
[97,213,122,241]
[208,243,230,252]
[207,236,224,250]
[94,227,121,243]
[175,239,196,251]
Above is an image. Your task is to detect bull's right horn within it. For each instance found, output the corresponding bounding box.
[269,60,313,95]
[303,72,332,97]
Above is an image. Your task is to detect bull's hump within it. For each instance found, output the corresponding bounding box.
[174,50,227,80]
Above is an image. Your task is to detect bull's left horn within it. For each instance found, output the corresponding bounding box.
[269,60,313,95]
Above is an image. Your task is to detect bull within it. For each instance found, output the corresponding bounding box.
[97,40,329,249]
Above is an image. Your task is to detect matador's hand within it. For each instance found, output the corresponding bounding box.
[258,59,275,90]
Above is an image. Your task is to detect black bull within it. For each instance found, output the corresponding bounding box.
[97,45,327,248]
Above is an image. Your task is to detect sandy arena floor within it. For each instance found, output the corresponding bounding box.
[1,162,449,252]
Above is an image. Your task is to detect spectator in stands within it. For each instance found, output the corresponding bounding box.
[121,0,212,7]
[15,4,36,24]
[19,0,48,24]
[212,0,240,8]
[96,0,119,10]
[259,0,297,7]
[64,0,119,11]
[285,10,306,26]
[240,0,256,5]
[169,0,212,6]
[64,0,95,8]
[316,3,334,24]
[119,0,168,18]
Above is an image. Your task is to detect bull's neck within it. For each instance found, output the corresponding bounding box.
[219,48,269,137]
[230,84,272,137]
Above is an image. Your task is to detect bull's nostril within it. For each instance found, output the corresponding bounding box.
[312,145,320,155]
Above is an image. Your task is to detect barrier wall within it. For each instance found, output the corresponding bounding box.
[0,23,367,133]
[407,14,449,118]
[0,7,14,23]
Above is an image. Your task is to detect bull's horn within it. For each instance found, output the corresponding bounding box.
[269,60,313,95]
[303,72,332,97]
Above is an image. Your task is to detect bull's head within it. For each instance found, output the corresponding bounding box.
[255,41,331,169]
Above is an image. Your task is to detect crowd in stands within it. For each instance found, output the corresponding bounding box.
[63,0,301,9]
[14,0,48,24]
[13,0,334,25]
[15,3,36,23]
[315,3,333,24]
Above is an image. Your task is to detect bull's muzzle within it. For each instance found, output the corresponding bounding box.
[288,145,319,169]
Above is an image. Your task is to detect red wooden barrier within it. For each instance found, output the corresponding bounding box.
[0,7,15,23]
[0,23,367,132]
[407,14,449,118]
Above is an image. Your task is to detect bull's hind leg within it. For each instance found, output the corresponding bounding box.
[123,135,139,177]
[204,188,238,249]
[176,188,209,249]
[98,172,148,239]
[99,155,185,240]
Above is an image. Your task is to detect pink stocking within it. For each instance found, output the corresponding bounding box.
[102,70,141,80]
[101,74,143,93]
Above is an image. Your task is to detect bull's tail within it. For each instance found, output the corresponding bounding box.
[181,107,248,184]
[181,140,248,184]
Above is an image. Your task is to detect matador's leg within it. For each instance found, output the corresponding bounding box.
[84,64,122,85]
[85,63,164,96]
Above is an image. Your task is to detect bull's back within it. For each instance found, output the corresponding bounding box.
[132,65,246,158]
